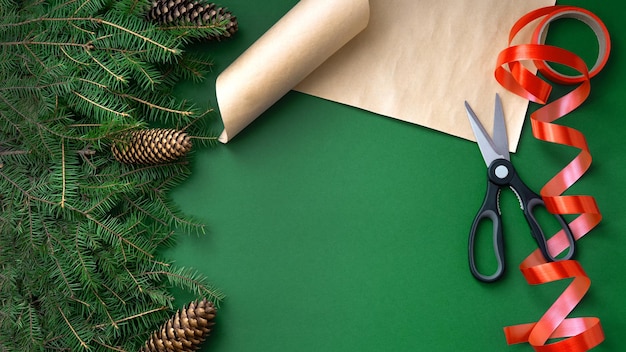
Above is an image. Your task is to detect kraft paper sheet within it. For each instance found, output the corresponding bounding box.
[216,0,556,149]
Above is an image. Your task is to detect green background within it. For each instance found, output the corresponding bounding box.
[166,1,625,351]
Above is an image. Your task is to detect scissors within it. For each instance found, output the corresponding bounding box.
[465,94,576,283]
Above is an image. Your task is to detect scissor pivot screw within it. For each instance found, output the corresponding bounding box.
[488,160,514,186]
[495,165,509,179]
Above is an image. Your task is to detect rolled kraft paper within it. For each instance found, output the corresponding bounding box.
[216,0,370,143]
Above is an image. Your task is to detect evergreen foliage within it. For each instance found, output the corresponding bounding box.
[0,0,230,350]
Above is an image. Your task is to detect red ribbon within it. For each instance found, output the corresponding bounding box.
[494,6,610,351]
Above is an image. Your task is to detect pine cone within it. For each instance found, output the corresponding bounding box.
[111,128,192,165]
[140,299,217,352]
[147,0,238,40]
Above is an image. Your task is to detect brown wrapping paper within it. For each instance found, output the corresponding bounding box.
[216,0,370,143]
[216,0,556,149]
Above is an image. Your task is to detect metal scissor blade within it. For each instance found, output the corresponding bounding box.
[465,100,505,167]
[492,94,510,161]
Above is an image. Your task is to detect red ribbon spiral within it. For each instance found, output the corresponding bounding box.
[494,6,609,351]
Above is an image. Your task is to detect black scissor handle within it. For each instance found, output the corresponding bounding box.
[503,164,576,262]
[523,197,576,262]
[468,182,505,283]
[490,159,576,263]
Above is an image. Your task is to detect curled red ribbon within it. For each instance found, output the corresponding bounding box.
[494,6,610,351]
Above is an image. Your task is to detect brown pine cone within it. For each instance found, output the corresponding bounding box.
[139,299,217,352]
[111,128,192,165]
[147,0,238,40]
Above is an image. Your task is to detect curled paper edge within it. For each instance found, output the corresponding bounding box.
[216,0,370,143]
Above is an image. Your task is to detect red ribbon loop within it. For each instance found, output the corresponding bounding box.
[494,6,610,351]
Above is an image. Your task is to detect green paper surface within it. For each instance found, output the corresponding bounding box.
[166,1,626,351]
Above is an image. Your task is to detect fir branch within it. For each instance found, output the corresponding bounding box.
[61,45,91,66]
[84,51,128,83]
[48,242,75,296]
[60,139,66,207]
[100,282,127,305]
[124,266,144,293]
[160,23,229,43]
[0,81,69,93]
[93,306,168,330]
[91,288,118,329]
[0,149,29,155]
[116,92,193,116]
[0,39,90,48]
[154,191,205,233]
[0,169,57,206]
[81,210,154,259]
[57,306,89,350]
[92,339,126,352]
[0,93,84,144]
[0,1,229,349]
[0,16,179,54]
[92,17,180,54]
[123,195,169,227]
[72,90,130,117]
[140,267,225,303]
